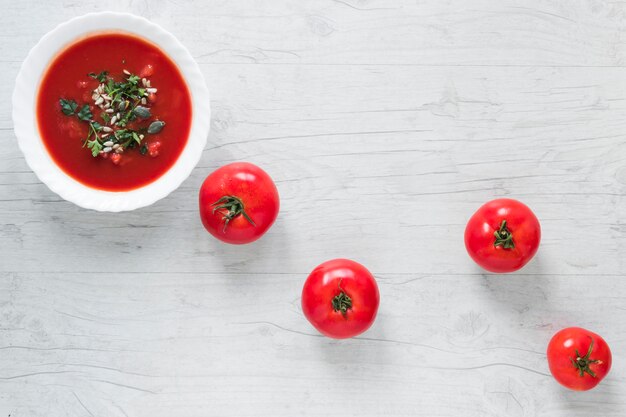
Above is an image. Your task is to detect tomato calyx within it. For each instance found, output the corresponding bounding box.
[571,337,601,378]
[331,280,353,318]
[494,220,515,249]
[211,195,256,232]
[331,291,352,317]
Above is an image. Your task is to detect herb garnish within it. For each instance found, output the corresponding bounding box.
[59,69,164,161]
[88,71,109,82]
[59,98,78,115]
[76,105,93,121]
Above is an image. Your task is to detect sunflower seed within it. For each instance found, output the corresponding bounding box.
[139,134,145,140]
[146,80,151,87]
[92,93,99,100]
[123,69,131,75]
[142,78,147,87]
[101,94,112,101]
[105,108,114,113]
[116,112,121,120]
[146,88,157,93]
[94,97,104,105]
[112,144,120,149]
[102,133,110,138]
[103,147,112,153]
[110,116,117,125]
[103,141,114,147]
[102,126,113,132]
[141,98,147,105]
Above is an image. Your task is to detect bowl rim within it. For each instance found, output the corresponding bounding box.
[12,11,210,212]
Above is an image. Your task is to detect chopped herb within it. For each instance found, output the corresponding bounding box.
[60,68,163,159]
[76,104,93,121]
[88,71,109,82]
[86,138,103,156]
[60,98,78,115]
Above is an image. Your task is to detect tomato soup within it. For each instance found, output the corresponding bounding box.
[37,33,192,191]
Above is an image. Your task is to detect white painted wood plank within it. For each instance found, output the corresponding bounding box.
[1,1,625,416]
[2,0,626,66]
[1,272,625,417]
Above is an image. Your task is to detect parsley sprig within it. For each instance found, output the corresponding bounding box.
[60,98,92,121]
[59,98,103,156]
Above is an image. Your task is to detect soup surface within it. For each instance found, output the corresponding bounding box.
[37,32,192,191]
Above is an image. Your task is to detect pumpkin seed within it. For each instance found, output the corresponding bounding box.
[147,120,166,134]
[133,106,151,119]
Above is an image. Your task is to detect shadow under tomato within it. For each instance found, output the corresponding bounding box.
[557,378,619,414]
[479,253,551,315]
[477,254,555,368]
[304,312,392,376]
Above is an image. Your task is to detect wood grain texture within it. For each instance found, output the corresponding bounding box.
[1,1,625,416]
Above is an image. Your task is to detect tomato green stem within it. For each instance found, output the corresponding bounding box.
[332,291,352,318]
[571,337,600,378]
[211,195,255,232]
[494,220,515,249]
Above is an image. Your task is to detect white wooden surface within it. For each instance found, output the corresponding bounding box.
[1,1,626,416]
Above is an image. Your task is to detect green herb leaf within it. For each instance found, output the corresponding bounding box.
[60,98,78,115]
[133,106,151,119]
[77,105,93,122]
[88,71,109,82]
[127,74,140,84]
[132,132,141,144]
[147,120,165,134]
[86,138,103,157]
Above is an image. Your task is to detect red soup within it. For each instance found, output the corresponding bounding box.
[37,32,192,191]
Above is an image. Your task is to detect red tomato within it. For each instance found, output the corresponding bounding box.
[199,162,279,245]
[147,141,161,157]
[140,64,154,78]
[110,153,122,165]
[464,198,541,273]
[301,259,380,339]
[547,327,612,391]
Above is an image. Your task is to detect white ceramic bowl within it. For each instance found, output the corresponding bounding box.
[12,12,210,211]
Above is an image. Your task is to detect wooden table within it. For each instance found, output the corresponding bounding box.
[1,1,625,416]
